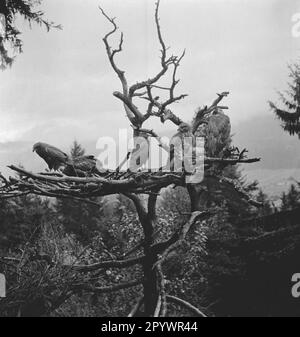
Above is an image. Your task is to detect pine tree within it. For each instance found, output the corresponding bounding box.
[0,0,61,69]
[280,184,300,211]
[269,63,300,137]
[70,140,85,159]
[256,189,273,216]
[287,184,300,208]
[280,192,289,211]
[0,195,51,248]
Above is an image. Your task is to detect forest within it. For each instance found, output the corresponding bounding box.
[0,0,300,317]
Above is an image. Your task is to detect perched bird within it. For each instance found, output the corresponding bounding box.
[195,108,231,157]
[63,155,103,177]
[207,109,231,157]
[33,142,69,171]
[168,122,194,172]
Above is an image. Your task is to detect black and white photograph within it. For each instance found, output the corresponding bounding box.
[0,0,300,320]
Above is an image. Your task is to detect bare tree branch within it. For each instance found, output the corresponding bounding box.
[192,91,229,133]
[0,166,185,200]
[128,0,172,96]
[137,127,170,152]
[99,6,144,125]
[100,0,186,128]
[160,50,188,110]
[166,295,207,317]
[205,156,261,165]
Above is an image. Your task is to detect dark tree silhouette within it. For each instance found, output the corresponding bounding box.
[269,63,300,137]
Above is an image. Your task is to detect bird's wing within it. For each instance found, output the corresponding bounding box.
[205,113,231,156]
[44,145,69,162]
[73,156,95,171]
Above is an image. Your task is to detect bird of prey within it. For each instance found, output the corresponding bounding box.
[63,155,103,177]
[168,122,194,172]
[33,142,70,171]
[195,108,231,157]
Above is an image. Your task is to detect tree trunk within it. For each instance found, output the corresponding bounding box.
[142,249,158,316]
[187,180,211,212]
[142,216,159,316]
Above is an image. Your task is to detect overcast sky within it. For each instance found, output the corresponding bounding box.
[0,0,300,148]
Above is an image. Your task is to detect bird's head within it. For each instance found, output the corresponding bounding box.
[178,123,191,133]
[32,143,38,152]
[32,143,40,152]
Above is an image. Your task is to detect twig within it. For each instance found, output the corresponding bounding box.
[166,295,207,317]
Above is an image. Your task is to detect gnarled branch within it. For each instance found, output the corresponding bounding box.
[100,0,186,128]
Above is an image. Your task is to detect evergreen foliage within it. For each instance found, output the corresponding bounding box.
[269,63,300,137]
[0,0,60,69]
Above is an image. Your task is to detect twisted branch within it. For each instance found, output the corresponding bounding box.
[100,0,186,128]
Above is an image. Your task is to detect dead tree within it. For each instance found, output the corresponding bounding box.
[0,0,260,317]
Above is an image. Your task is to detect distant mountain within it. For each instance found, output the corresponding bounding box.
[232,113,300,170]
[242,168,300,202]
[232,113,300,200]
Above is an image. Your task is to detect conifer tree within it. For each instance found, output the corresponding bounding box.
[280,184,300,211]
[0,0,60,69]
[269,63,300,137]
